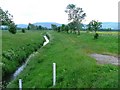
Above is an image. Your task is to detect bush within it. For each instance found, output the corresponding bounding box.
[94,33,99,39]
[22,29,25,33]
[9,23,17,34]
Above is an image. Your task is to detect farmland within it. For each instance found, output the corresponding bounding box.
[2,30,118,88]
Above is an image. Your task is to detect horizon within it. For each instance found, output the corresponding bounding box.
[0,0,119,24]
[16,22,118,30]
[16,21,119,25]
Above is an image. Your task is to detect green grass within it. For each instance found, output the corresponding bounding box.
[0,30,2,88]
[2,30,45,79]
[0,30,2,62]
[7,31,119,88]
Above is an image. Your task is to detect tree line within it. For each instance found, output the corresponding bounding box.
[27,23,49,30]
[0,4,102,36]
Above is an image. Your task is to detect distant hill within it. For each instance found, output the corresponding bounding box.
[83,22,119,30]
[17,22,62,29]
[101,22,119,30]
[17,22,119,30]
[17,24,28,28]
[33,22,62,28]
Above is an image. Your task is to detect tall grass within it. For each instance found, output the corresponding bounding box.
[7,31,119,88]
[2,30,45,79]
[0,30,2,88]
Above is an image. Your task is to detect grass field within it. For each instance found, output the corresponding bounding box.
[6,30,119,88]
[2,30,45,79]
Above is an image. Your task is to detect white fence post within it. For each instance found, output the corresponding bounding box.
[53,63,56,86]
[19,79,22,90]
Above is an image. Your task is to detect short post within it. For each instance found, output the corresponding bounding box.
[19,79,22,90]
[53,63,56,86]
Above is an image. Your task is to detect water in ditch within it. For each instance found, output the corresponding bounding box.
[2,35,49,88]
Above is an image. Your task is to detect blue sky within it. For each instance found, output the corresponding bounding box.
[0,0,119,24]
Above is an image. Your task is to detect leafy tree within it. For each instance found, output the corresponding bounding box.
[87,20,102,33]
[27,23,36,30]
[86,21,93,32]
[27,25,30,30]
[8,22,17,34]
[60,24,66,31]
[106,28,112,31]
[38,25,42,30]
[27,23,48,30]
[57,26,61,32]
[87,20,102,39]
[51,24,58,31]
[67,21,84,34]
[68,21,76,33]
[0,7,13,25]
[57,24,69,33]
[0,7,17,34]
[65,4,86,35]
[64,25,69,33]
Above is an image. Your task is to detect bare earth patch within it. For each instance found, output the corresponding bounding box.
[90,54,119,66]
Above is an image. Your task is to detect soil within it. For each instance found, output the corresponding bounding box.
[90,54,119,66]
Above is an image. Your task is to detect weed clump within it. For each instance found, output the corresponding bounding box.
[94,33,99,39]
[22,29,25,33]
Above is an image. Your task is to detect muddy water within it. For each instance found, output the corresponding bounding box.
[90,54,119,65]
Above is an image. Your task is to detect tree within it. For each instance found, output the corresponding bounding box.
[86,21,93,32]
[64,25,69,33]
[68,21,76,33]
[57,26,61,32]
[51,24,58,31]
[0,7,13,25]
[87,20,102,33]
[38,25,42,30]
[87,20,102,39]
[0,7,17,34]
[65,4,86,35]
[8,22,17,34]
[60,24,66,31]
[27,23,37,30]
[106,28,112,31]
[27,25,30,30]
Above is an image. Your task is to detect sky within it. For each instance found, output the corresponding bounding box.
[0,0,119,24]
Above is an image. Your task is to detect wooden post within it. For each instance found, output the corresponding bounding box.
[19,79,22,90]
[53,63,56,86]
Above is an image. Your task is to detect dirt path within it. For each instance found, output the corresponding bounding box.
[90,54,119,66]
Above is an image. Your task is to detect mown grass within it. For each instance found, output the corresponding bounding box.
[7,31,119,88]
[2,30,45,79]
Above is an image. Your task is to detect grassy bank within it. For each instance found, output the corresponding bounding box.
[2,30,45,79]
[0,30,2,88]
[7,31,119,88]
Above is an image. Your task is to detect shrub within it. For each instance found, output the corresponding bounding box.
[94,33,99,39]
[9,23,17,34]
[22,29,25,33]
